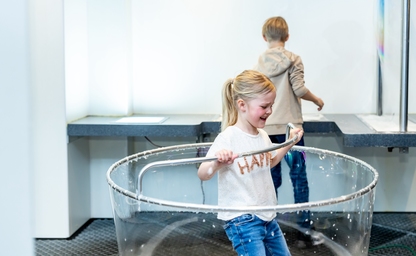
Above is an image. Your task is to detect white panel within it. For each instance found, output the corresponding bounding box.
[87,0,133,116]
[30,0,70,238]
[409,2,416,113]
[64,0,89,122]
[284,0,376,114]
[68,138,91,234]
[132,0,278,115]
[382,1,404,115]
[89,137,132,217]
[305,135,416,212]
[381,1,416,115]
[0,1,35,254]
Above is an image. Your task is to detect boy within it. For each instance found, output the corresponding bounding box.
[254,16,324,249]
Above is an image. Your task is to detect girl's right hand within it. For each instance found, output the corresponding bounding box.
[215,149,238,165]
[197,149,238,181]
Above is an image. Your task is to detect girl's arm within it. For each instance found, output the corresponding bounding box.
[270,128,304,168]
[198,149,238,181]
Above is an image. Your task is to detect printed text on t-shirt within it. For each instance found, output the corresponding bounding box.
[237,152,272,174]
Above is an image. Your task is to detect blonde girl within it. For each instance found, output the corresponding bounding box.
[198,70,302,256]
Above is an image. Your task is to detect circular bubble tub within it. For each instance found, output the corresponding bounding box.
[107,138,378,256]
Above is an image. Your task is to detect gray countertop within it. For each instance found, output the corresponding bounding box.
[68,114,220,137]
[67,114,416,148]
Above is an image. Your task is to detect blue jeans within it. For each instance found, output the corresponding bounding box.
[269,135,310,230]
[223,214,290,256]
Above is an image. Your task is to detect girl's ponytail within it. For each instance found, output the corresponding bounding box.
[221,78,237,131]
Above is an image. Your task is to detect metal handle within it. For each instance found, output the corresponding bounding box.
[138,123,298,196]
[286,122,296,141]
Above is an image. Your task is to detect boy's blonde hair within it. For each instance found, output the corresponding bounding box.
[221,70,275,131]
[262,16,289,42]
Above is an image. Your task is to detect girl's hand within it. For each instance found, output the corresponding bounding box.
[289,128,304,144]
[215,149,238,165]
[271,128,304,168]
[197,149,238,181]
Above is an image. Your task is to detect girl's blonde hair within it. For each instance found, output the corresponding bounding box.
[221,70,275,131]
[262,16,289,42]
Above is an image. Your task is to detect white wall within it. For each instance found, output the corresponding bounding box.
[87,0,133,116]
[65,0,89,122]
[131,0,378,115]
[68,0,405,118]
[0,1,35,255]
[63,0,416,118]
[65,0,133,121]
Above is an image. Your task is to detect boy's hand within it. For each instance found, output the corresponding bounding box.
[314,98,324,111]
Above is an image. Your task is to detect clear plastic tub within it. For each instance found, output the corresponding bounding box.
[107,143,378,256]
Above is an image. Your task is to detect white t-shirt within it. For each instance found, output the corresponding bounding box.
[206,126,278,221]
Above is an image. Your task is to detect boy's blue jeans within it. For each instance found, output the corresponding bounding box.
[269,134,310,230]
[223,214,291,256]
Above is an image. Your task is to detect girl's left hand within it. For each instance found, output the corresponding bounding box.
[290,128,304,144]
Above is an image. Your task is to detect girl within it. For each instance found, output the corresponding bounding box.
[198,69,303,256]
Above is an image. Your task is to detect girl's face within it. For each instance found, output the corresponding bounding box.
[239,90,275,132]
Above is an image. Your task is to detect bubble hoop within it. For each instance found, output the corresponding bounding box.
[107,141,378,213]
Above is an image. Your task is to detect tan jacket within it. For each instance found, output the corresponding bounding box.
[254,47,309,134]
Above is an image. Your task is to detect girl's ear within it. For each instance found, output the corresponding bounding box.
[237,99,246,112]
